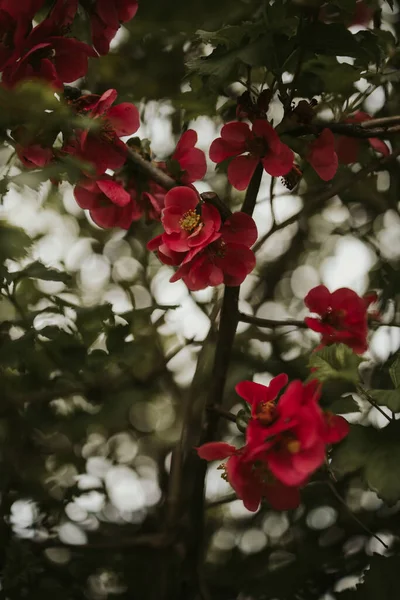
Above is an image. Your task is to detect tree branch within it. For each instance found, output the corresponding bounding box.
[285,120,400,139]
[126,147,177,190]
[239,312,308,328]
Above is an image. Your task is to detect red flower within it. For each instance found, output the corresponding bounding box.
[236,373,288,425]
[0,9,31,72]
[0,0,45,20]
[74,175,135,229]
[197,442,301,512]
[68,89,140,174]
[209,120,294,191]
[171,130,207,184]
[336,112,390,164]
[159,186,221,253]
[169,212,258,290]
[307,129,338,181]
[243,379,348,486]
[304,285,377,353]
[126,180,165,222]
[89,0,139,55]
[2,30,95,89]
[16,144,53,169]
[350,0,374,26]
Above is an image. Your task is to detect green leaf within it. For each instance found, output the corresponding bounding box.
[308,344,363,384]
[297,56,362,96]
[389,353,400,388]
[75,304,114,347]
[330,425,379,478]
[354,30,393,67]
[365,442,400,504]
[367,389,400,412]
[298,22,362,57]
[11,261,71,284]
[0,224,32,263]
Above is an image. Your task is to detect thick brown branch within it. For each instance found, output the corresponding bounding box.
[126,147,177,190]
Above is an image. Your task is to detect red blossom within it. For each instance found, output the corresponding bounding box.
[89,0,139,55]
[74,175,135,229]
[171,130,207,184]
[242,379,349,486]
[197,442,301,512]
[2,35,95,90]
[159,186,221,254]
[0,9,31,72]
[350,0,374,26]
[0,0,45,20]
[304,285,377,353]
[67,89,140,174]
[16,144,53,169]
[126,179,165,222]
[336,112,390,165]
[168,212,258,290]
[307,128,338,181]
[209,120,294,191]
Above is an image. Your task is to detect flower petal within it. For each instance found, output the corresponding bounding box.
[228,155,258,191]
[196,442,237,460]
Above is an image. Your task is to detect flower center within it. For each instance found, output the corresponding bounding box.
[286,439,301,454]
[322,307,346,329]
[246,136,268,157]
[252,461,275,484]
[100,120,116,143]
[179,209,201,232]
[207,239,226,259]
[256,401,276,426]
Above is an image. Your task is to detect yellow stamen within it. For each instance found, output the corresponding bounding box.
[179,209,201,232]
[287,440,301,454]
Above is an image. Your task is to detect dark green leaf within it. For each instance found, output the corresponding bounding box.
[298,22,361,57]
[368,389,400,412]
[0,224,32,263]
[330,425,379,478]
[308,344,363,384]
[365,442,400,504]
[11,261,71,284]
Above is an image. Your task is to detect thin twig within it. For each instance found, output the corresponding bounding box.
[327,481,389,549]
[253,148,400,253]
[207,405,237,423]
[31,532,171,551]
[239,312,307,329]
[357,385,393,423]
[285,121,400,139]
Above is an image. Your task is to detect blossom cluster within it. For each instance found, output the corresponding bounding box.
[3,1,208,230]
[198,374,349,511]
[147,186,258,290]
